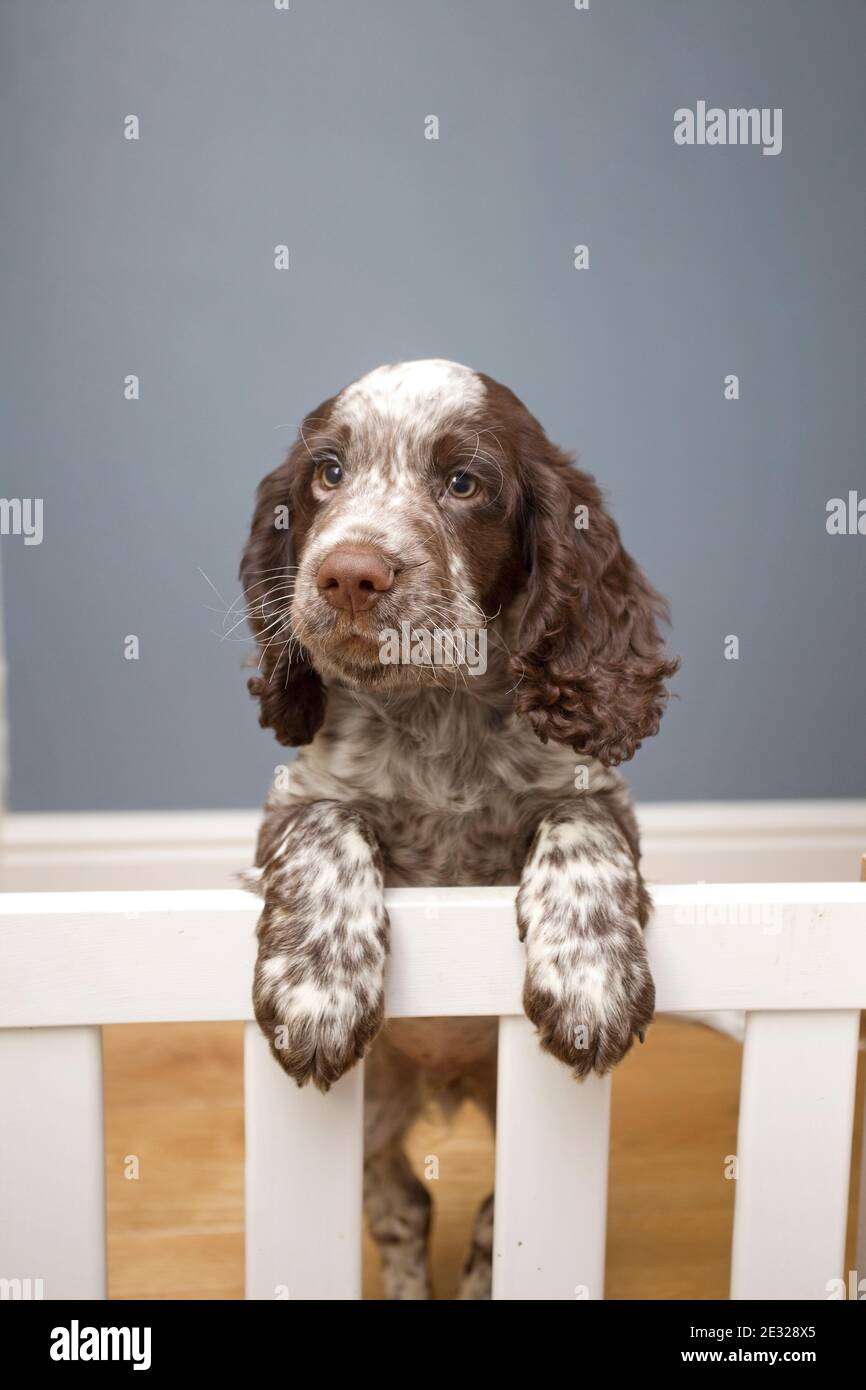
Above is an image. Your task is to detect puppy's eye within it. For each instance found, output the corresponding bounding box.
[446,472,477,499]
[318,461,344,489]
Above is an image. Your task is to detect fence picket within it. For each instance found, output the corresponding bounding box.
[0,1026,105,1299]
[244,1024,364,1300]
[492,1016,611,1300]
[730,1009,860,1300]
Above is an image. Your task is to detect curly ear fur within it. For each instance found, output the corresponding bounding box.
[240,446,326,747]
[512,434,679,766]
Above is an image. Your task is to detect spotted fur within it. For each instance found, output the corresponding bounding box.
[241,360,678,1297]
[518,798,655,1077]
[252,801,388,1091]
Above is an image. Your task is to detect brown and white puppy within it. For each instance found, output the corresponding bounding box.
[241,360,678,1299]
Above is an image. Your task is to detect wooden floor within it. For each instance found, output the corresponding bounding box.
[103,1017,864,1300]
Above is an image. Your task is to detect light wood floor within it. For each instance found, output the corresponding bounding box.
[103,1018,864,1300]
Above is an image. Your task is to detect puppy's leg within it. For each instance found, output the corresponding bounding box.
[457,1048,497,1301]
[364,1146,432,1300]
[364,1037,431,1300]
[252,800,389,1091]
[457,1193,494,1300]
[518,795,654,1078]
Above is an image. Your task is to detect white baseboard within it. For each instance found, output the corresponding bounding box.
[639,800,866,886]
[1,801,864,893]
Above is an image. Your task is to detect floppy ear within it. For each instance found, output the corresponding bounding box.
[240,444,326,747]
[512,437,679,766]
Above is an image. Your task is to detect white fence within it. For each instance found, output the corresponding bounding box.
[1,875,865,1301]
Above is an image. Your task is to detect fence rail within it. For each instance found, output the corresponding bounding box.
[1,882,865,1301]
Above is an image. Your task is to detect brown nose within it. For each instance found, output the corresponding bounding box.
[316,545,394,614]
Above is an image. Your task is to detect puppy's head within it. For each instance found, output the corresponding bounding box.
[241,360,678,764]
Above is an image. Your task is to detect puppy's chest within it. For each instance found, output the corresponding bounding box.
[289,709,584,887]
[358,739,543,884]
[373,801,528,887]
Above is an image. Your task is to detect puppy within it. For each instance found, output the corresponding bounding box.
[241,360,678,1298]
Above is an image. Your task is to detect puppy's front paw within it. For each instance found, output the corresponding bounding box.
[253,900,387,1091]
[518,889,654,1079]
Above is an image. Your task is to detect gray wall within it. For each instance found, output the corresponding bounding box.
[1,0,864,811]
